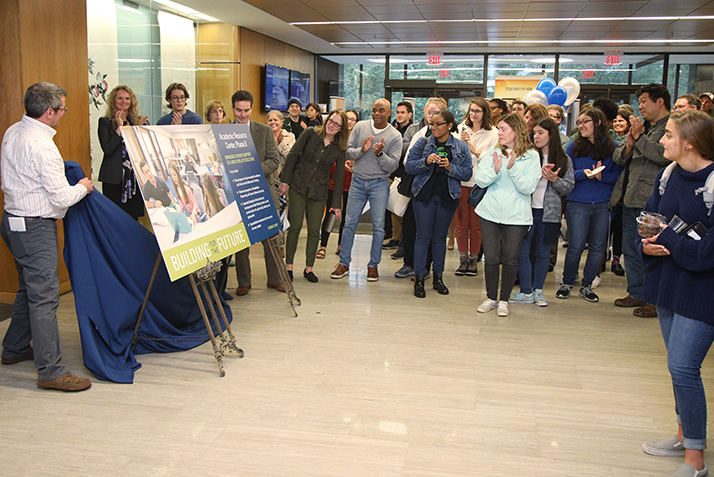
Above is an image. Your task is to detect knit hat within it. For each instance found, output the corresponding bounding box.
[287,97,302,108]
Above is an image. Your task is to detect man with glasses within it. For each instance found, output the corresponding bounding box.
[611,83,671,318]
[673,94,701,112]
[1,82,94,391]
[156,83,204,125]
[331,98,402,282]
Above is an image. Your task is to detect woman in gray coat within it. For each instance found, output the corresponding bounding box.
[510,117,574,307]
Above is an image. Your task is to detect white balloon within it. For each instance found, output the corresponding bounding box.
[558,77,581,106]
[523,89,548,106]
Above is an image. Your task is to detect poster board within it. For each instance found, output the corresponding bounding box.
[494,75,545,100]
[121,123,280,281]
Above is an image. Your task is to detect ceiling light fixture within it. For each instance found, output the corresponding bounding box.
[293,15,714,26]
[333,39,714,46]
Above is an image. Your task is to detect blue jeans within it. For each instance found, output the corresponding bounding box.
[518,208,560,294]
[622,206,645,300]
[658,306,714,450]
[412,196,456,276]
[563,201,609,287]
[339,176,390,268]
[0,212,68,380]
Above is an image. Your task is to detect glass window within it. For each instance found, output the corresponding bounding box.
[487,54,556,98]
[323,56,386,118]
[668,54,714,101]
[389,55,484,84]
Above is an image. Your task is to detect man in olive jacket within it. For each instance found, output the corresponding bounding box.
[610,83,670,318]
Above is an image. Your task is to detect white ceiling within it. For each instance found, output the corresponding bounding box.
[166,0,714,56]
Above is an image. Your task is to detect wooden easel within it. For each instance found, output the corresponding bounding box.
[131,256,244,377]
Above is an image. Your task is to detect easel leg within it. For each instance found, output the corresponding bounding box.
[207,280,244,357]
[131,254,162,351]
[189,274,225,377]
[267,234,301,316]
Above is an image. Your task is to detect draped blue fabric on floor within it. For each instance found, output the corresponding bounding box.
[62,161,233,383]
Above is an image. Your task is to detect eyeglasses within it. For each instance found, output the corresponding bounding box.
[429,121,448,128]
[327,118,342,128]
[469,108,483,114]
[170,95,186,101]
[347,117,357,123]
[53,107,68,113]
[489,105,499,110]
[576,119,592,126]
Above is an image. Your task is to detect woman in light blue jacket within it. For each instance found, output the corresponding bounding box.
[474,113,541,317]
[405,110,473,298]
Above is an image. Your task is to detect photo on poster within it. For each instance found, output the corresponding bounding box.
[121,124,278,281]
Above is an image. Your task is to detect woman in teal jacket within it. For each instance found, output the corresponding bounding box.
[474,113,541,317]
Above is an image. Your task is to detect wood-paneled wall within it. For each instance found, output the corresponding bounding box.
[196,23,240,122]
[239,28,315,123]
[0,0,91,303]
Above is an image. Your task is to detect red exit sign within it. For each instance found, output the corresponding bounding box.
[439,69,449,78]
[605,55,621,66]
[583,70,595,78]
[428,55,441,66]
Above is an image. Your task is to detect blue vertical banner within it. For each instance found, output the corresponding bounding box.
[212,124,280,245]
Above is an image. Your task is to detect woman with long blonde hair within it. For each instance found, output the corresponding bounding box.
[98,85,148,219]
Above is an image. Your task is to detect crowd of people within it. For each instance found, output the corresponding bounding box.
[4,79,714,477]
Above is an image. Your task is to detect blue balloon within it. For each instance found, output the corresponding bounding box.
[536,78,557,96]
[548,86,568,106]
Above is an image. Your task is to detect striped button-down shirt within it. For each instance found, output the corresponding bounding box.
[1,115,87,219]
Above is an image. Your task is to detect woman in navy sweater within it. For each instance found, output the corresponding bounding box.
[640,111,714,477]
[556,108,621,303]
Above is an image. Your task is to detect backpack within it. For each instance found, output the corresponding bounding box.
[658,162,714,216]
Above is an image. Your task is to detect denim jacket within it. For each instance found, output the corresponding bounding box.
[404,134,473,200]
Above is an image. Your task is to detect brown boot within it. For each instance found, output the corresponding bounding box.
[633,304,657,318]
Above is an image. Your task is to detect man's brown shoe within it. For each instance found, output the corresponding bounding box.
[267,282,286,292]
[634,304,658,318]
[366,266,379,282]
[37,372,91,392]
[235,286,251,296]
[1,350,33,365]
[614,295,646,307]
[331,264,349,279]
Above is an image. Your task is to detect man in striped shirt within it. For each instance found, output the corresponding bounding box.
[1,82,94,392]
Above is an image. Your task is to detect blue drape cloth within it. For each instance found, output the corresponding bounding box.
[62,161,233,383]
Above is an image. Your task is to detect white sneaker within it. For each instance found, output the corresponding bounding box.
[592,275,602,289]
[497,301,509,317]
[509,291,534,303]
[477,299,497,313]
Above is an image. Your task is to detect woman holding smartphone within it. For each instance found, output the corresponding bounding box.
[640,110,714,477]
[510,117,574,307]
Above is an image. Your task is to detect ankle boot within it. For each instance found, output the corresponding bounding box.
[414,275,426,298]
[432,274,449,295]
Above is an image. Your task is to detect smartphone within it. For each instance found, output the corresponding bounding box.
[679,221,709,241]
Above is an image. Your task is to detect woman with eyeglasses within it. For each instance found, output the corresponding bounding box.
[279,110,349,282]
[98,85,148,220]
[556,108,622,303]
[454,98,498,277]
[405,110,473,298]
[156,83,203,125]
[318,109,358,258]
[204,99,226,125]
[474,113,541,317]
[510,117,574,307]
[639,111,714,477]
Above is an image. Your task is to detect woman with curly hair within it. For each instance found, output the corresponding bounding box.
[98,85,148,219]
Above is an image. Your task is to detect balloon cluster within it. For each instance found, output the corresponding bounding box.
[523,77,581,108]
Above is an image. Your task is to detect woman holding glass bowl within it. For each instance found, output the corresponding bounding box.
[639,110,714,477]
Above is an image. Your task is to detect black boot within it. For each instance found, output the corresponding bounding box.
[414,275,426,298]
[432,274,449,295]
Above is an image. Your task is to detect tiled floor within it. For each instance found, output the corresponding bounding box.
[1,235,711,476]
